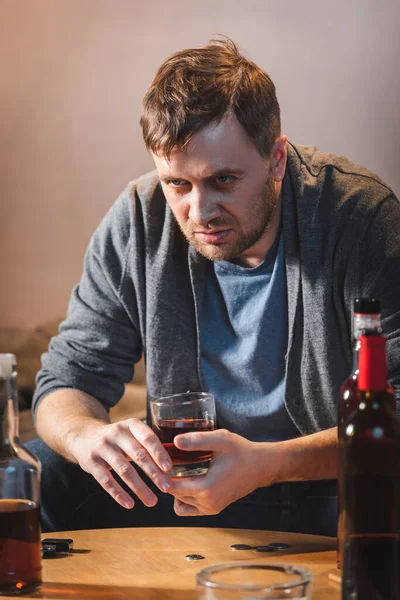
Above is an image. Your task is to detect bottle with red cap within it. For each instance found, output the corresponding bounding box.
[338,298,382,430]
[337,298,383,568]
[339,331,400,599]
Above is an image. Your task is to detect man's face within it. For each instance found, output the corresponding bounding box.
[152,113,286,266]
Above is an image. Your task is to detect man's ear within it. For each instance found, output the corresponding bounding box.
[270,135,288,182]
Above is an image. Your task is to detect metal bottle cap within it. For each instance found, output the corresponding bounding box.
[353,298,380,315]
[0,354,16,378]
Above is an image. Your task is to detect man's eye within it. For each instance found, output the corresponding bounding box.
[215,175,234,184]
[169,179,187,187]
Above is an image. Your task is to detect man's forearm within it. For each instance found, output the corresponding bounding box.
[260,427,339,486]
[35,389,111,462]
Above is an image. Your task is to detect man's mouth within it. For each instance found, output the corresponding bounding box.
[194,229,231,244]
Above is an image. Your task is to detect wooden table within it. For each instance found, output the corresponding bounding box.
[6,528,341,598]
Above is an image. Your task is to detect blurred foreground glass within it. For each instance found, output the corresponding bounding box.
[0,354,42,596]
[196,562,312,599]
[150,392,216,477]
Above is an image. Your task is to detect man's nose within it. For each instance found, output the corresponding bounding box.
[188,188,220,226]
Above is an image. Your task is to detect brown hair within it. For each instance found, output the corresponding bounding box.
[140,38,281,158]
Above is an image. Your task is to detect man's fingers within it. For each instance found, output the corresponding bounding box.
[128,418,173,472]
[174,429,227,452]
[168,473,208,495]
[118,436,171,494]
[92,446,159,507]
[89,458,136,509]
[173,498,203,517]
[77,418,179,508]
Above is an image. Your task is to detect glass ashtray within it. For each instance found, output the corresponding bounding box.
[196,561,312,599]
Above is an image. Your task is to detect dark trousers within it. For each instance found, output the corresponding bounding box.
[27,438,338,536]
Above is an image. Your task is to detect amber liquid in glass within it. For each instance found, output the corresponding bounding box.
[0,499,42,595]
[154,418,214,465]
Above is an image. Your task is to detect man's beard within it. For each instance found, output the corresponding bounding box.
[178,176,277,262]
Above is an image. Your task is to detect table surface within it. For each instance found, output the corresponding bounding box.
[4,527,341,599]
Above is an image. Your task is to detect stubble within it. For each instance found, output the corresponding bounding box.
[179,176,277,262]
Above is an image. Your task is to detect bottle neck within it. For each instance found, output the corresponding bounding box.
[351,312,382,373]
[353,313,382,340]
[358,335,388,391]
[0,374,19,445]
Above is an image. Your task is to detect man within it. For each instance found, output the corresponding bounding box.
[29,39,400,535]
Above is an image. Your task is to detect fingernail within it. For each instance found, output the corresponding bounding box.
[162,459,172,471]
[146,495,158,507]
[161,479,171,492]
[123,498,134,509]
[175,435,188,448]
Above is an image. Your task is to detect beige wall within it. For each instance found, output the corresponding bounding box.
[1,0,399,328]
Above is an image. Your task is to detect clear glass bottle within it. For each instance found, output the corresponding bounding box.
[0,354,42,595]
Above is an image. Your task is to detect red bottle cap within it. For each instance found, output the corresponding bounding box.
[358,334,387,391]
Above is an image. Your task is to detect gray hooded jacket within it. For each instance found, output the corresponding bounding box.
[33,142,400,433]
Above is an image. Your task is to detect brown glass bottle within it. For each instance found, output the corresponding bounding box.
[337,298,382,568]
[339,334,400,600]
[0,354,42,595]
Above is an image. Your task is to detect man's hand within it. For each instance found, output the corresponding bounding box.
[167,426,339,517]
[64,417,173,509]
[168,429,278,516]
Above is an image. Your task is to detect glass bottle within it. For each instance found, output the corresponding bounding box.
[0,354,42,595]
[339,334,400,599]
[337,298,382,568]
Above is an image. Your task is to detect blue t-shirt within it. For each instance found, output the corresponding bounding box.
[200,232,299,442]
